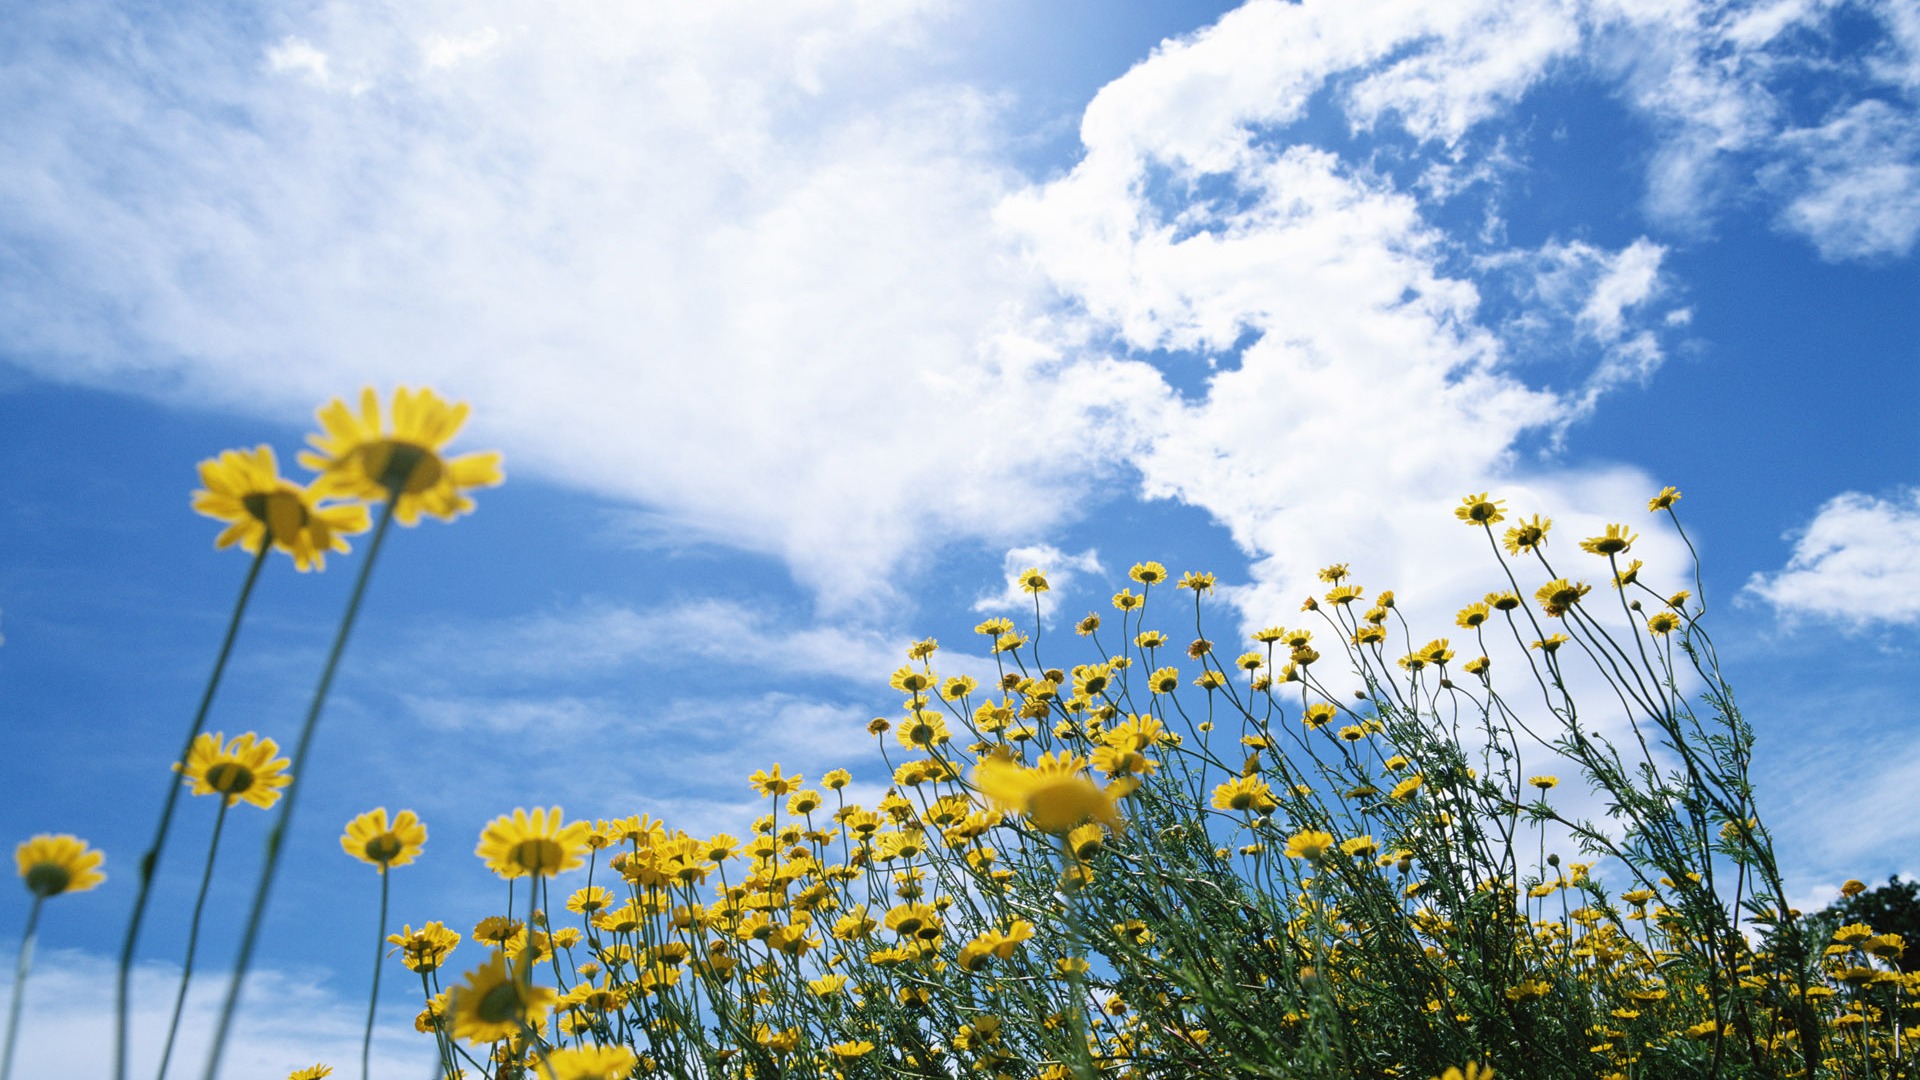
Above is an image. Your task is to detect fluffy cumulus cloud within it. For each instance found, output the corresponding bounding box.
[1,0,1913,617]
[1746,488,1920,627]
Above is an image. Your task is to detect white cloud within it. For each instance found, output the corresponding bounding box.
[265,36,332,86]
[3,950,427,1078]
[1768,99,1920,260]
[1745,488,1920,627]
[422,26,502,71]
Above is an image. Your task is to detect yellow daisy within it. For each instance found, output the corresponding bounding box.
[474,807,590,879]
[447,952,557,1045]
[15,834,106,897]
[972,752,1128,835]
[386,922,460,973]
[299,386,503,525]
[191,445,369,571]
[175,732,292,809]
[340,808,427,871]
[533,1046,639,1080]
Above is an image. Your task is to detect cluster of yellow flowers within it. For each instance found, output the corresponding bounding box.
[13,389,1915,1080]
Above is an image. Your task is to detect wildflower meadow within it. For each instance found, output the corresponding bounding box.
[5,387,1912,1080]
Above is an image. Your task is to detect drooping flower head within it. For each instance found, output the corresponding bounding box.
[176,732,292,809]
[192,446,370,571]
[16,834,106,897]
[341,808,427,871]
[300,387,503,525]
[474,807,590,879]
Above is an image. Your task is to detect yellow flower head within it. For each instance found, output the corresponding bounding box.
[474,807,590,879]
[176,732,292,809]
[16,834,105,897]
[1579,524,1637,556]
[1018,567,1050,594]
[1454,493,1505,526]
[533,1046,639,1080]
[192,445,370,571]
[287,1067,332,1080]
[1501,514,1551,555]
[1129,562,1167,586]
[300,387,503,525]
[1534,578,1590,617]
[971,752,1128,836]
[387,922,460,973]
[341,808,427,871]
[1435,1062,1494,1080]
[1648,486,1681,511]
[447,951,557,1045]
[1283,829,1336,861]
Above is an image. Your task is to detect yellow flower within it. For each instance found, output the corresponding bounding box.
[1529,776,1559,790]
[1177,570,1216,593]
[176,732,292,809]
[447,952,557,1045]
[1648,486,1682,510]
[749,765,800,797]
[1501,514,1551,554]
[1435,1063,1494,1080]
[287,1067,332,1080]
[1129,562,1167,585]
[16,834,105,897]
[533,1046,639,1080]
[387,922,460,973]
[1579,524,1637,555]
[1018,567,1050,594]
[474,807,590,879]
[1645,611,1681,635]
[1211,776,1278,815]
[971,752,1128,835]
[1534,578,1590,617]
[1454,493,1506,526]
[192,446,370,571]
[300,386,503,525]
[340,808,426,871]
[1283,829,1335,861]
[829,1041,876,1061]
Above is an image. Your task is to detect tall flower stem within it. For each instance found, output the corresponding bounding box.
[360,868,390,1080]
[0,897,45,1080]
[117,544,269,1080]
[154,801,230,1080]
[201,498,398,1080]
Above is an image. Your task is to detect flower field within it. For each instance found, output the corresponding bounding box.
[6,390,1912,1080]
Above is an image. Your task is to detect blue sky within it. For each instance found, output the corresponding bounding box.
[3,0,1917,1073]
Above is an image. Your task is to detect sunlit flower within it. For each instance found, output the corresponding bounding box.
[474,807,590,879]
[1018,567,1050,594]
[1648,486,1682,511]
[1502,515,1551,555]
[1129,562,1167,586]
[287,1067,332,1080]
[387,922,460,973]
[533,1046,639,1080]
[192,446,370,571]
[176,731,292,809]
[16,834,105,897]
[1535,578,1590,617]
[341,808,426,871]
[1579,524,1637,555]
[1283,829,1336,861]
[1454,493,1506,526]
[300,386,503,525]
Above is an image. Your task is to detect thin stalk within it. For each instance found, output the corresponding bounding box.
[201,497,398,1080]
[117,543,269,1080]
[0,897,46,1080]
[156,801,230,1080]
[360,867,390,1080]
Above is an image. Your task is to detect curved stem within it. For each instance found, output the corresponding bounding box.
[156,801,230,1080]
[360,868,389,1080]
[117,544,269,1080]
[1,896,46,1080]
[201,498,398,1080]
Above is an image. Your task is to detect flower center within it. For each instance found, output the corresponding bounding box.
[475,981,523,1024]
[363,835,403,863]
[205,761,256,795]
[25,863,71,898]
[242,490,310,543]
[361,440,445,495]
[512,838,563,874]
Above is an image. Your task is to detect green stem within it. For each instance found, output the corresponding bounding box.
[200,498,399,1080]
[0,897,45,1080]
[156,801,230,1080]
[117,543,269,1080]
[360,868,390,1080]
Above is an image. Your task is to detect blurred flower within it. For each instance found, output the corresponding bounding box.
[972,752,1128,835]
[192,446,369,571]
[175,732,291,809]
[448,952,556,1045]
[301,387,503,525]
[16,834,105,897]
